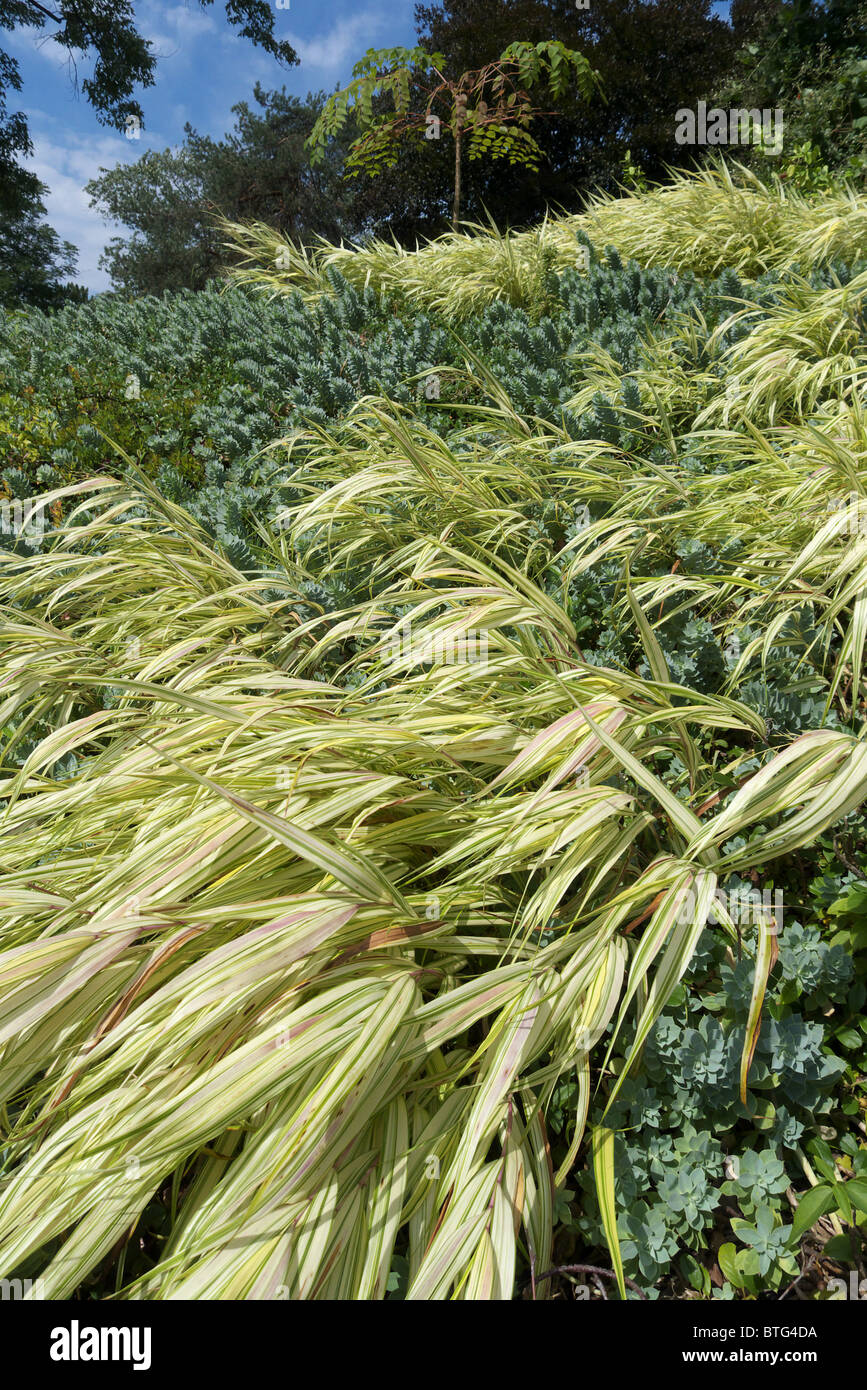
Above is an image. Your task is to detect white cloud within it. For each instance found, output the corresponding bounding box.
[3,23,64,65]
[286,8,396,77]
[22,123,171,293]
[169,2,219,41]
[142,31,183,60]
[144,0,218,40]
[140,0,219,66]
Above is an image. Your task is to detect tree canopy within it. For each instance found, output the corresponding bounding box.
[307,41,601,229]
[87,87,353,296]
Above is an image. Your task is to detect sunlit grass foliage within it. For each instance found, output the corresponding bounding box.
[221,162,867,314]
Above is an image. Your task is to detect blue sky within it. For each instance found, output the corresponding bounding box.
[8,1,731,292]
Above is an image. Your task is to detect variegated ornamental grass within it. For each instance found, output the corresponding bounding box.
[273,376,867,719]
[3,162,867,1297]
[558,403,867,716]
[695,270,867,428]
[220,161,867,315]
[1,456,867,1299]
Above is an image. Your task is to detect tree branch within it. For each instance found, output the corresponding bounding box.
[26,1,63,23]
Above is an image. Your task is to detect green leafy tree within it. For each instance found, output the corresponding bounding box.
[87,87,354,295]
[0,180,87,311]
[307,41,600,231]
[716,0,867,186]
[87,144,214,297]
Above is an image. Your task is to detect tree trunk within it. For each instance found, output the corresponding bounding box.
[452,110,463,233]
